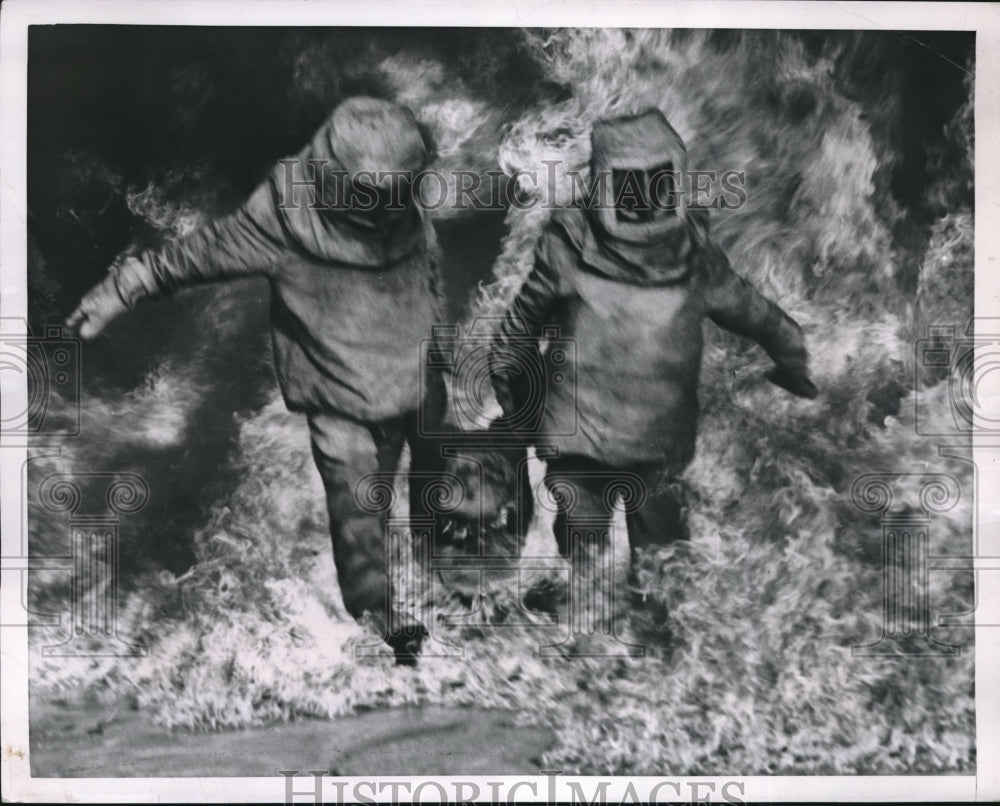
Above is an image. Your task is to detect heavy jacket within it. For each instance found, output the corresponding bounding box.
[491,207,809,469]
[107,109,442,422]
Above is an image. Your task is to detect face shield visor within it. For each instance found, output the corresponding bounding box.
[610,161,683,223]
[345,171,415,229]
[589,109,689,244]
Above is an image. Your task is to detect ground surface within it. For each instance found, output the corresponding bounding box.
[31,699,554,777]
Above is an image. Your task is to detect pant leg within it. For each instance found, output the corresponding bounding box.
[406,362,448,521]
[624,465,689,551]
[307,412,406,630]
[624,465,689,616]
[544,456,616,557]
[544,457,642,643]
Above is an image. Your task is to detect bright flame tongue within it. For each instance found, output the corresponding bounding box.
[487,30,910,315]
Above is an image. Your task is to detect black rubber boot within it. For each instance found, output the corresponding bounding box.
[386,624,427,667]
[630,589,670,628]
[522,576,560,619]
[628,561,670,630]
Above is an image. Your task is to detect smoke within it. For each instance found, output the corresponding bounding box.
[27,28,974,773]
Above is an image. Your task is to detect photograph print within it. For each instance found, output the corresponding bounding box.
[2,8,990,798]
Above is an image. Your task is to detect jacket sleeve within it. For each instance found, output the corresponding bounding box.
[489,227,566,415]
[423,214,444,305]
[701,239,809,373]
[110,178,287,308]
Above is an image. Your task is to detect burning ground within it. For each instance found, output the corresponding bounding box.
[26,28,975,774]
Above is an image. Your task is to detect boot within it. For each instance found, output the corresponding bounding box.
[386,623,427,667]
[522,576,561,619]
[630,588,670,629]
[627,562,670,630]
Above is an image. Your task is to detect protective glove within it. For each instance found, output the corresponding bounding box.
[491,373,516,421]
[65,273,129,340]
[766,364,819,399]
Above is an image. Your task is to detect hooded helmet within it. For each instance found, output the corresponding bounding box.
[277,96,431,266]
[326,96,429,178]
[316,96,431,228]
[589,108,688,244]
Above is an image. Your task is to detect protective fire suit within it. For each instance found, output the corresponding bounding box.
[72,97,445,661]
[491,109,817,605]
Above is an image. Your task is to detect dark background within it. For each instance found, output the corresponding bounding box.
[28,27,972,325]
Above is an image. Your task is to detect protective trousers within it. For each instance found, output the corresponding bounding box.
[543,454,689,598]
[306,388,445,640]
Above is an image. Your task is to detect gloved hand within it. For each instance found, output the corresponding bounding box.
[65,273,129,339]
[492,375,516,421]
[766,364,819,399]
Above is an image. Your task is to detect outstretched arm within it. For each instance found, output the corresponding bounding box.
[66,178,286,338]
[702,240,818,399]
[490,228,566,418]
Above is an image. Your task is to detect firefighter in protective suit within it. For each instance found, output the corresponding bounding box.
[66,97,445,664]
[491,109,818,622]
